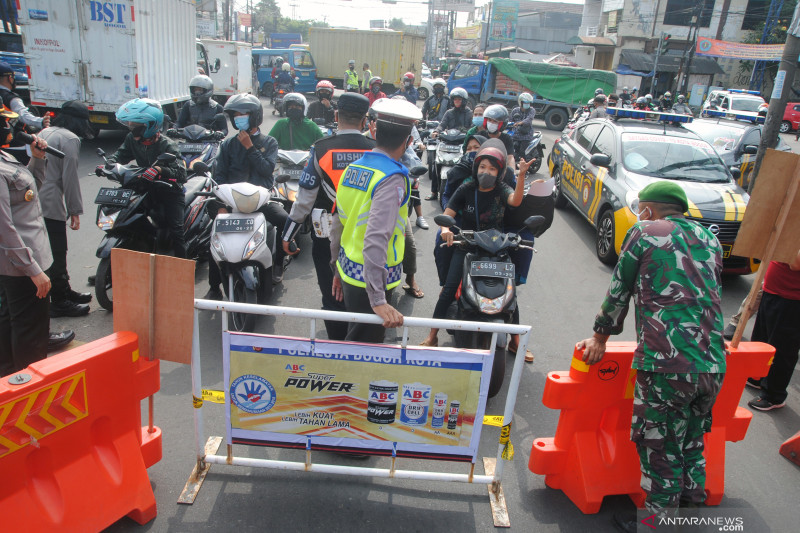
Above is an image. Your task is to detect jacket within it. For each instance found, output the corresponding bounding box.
[214,131,278,189]
[37,126,83,221]
[175,100,228,134]
[107,133,187,184]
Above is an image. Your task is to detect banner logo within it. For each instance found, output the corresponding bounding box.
[231,375,276,414]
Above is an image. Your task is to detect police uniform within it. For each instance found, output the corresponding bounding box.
[329,98,421,343]
[344,65,359,92]
[282,93,373,340]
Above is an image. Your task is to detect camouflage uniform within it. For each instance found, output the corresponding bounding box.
[593,215,726,512]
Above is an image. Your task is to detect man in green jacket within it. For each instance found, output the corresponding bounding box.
[268,93,323,151]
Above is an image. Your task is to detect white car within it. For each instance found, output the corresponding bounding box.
[419,77,434,101]
[422,63,431,79]
[702,89,766,114]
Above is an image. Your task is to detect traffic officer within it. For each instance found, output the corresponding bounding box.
[361,63,372,92]
[329,98,422,343]
[281,93,374,340]
[344,60,359,92]
[0,61,50,164]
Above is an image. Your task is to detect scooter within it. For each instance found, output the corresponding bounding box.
[166,122,224,177]
[197,178,290,332]
[92,149,213,311]
[435,213,544,398]
[434,128,466,208]
[272,83,293,117]
[272,149,311,235]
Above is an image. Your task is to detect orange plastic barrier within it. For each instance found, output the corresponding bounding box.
[0,332,161,530]
[529,341,774,513]
[779,431,800,467]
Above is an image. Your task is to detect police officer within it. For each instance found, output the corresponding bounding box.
[0,61,50,164]
[281,93,373,340]
[173,75,228,135]
[329,98,422,343]
[361,63,372,93]
[344,60,359,92]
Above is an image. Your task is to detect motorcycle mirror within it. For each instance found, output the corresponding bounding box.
[275,173,292,184]
[215,113,226,121]
[192,161,211,175]
[156,153,177,163]
[524,215,546,230]
[96,148,106,157]
[434,214,456,228]
[409,166,427,177]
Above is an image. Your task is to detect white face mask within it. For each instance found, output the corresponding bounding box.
[486,121,499,133]
[636,206,651,222]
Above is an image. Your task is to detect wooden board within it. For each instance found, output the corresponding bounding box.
[483,457,510,528]
[112,249,195,364]
[732,149,800,264]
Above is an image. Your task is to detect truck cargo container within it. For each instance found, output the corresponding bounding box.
[201,38,253,104]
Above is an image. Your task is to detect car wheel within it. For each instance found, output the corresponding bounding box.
[596,208,618,265]
[553,167,567,208]
[780,121,791,133]
[418,87,429,100]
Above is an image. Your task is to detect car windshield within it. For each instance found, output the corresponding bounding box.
[620,133,731,183]
[684,123,743,152]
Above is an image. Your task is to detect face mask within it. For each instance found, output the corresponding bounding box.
[636,206,651,222]
[434,87,444,95]
[486,121,499,133]
[372,86,380,94]
[522,103,530,109]
[287,108,304,121]
[405,81,412,87]
[472,116,483,127]
[477,172,496,189]
[234,116,250,130]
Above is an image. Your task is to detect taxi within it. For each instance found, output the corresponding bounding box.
[548,108,757,274]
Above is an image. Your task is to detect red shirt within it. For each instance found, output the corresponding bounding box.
[764,261,800,301]
[366,90,387,106]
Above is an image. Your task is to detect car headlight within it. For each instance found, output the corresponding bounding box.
[211,233,225,260]
[97,210,120,230]
[243,221,266,260]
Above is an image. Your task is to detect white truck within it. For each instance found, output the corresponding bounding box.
[201,39,253,104]
[18,0,207,136]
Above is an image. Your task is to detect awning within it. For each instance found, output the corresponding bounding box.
[618,49,725,75]
[567,35,616,46]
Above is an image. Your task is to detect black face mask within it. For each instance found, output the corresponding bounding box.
[287,108,304,122]
[433,87,444,95]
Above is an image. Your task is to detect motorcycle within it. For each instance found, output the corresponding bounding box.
[435,213,544,398]
[92,149,213,311]
[166,122,224,177]
[272,149,311,235]
[434,128,466,208]
[197,178,290,332]
[272,83,293,117]
[312,117,337,137]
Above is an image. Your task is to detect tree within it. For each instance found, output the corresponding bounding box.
[251,0,329,41]
[388,18,405,31]
[738,0,798,86]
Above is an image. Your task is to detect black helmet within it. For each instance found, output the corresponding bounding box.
[189,74,214,105]
[223,93,263,129]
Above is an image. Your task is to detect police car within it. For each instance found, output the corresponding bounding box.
[684,109,791,190]
[702,89,766,114]
[548,107,757,273]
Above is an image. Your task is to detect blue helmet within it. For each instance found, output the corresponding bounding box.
[116,98,164,138]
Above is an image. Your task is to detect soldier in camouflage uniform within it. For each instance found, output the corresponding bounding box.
[577,181,726,528]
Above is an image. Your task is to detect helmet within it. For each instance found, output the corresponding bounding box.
[281,63,291,72]
[636,96,647,104]
[518,92,533,106]
[368,76,382,88]
[664,91,672,98]
[645,93,653,100]
[276,56,284,64]
[449,87,468,106]
[677,94,686,102]
[623,86,629,91]
[283,92,308,114]
[403,72,415,83]
[588,98,595,105]
[594,94,606,103]
[432,78,446,89]
[116,98,164,138]
[632,87,638,92]
[472,139,507,176]
[595,88,604,95]
[189,74,213,105]
[223,93,263,129]
[316,79,335,99]
[482,104,509,131]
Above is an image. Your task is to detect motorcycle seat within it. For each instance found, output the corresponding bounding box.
[184,176,208,202]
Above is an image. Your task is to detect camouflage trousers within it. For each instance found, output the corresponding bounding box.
[631,371,724,513]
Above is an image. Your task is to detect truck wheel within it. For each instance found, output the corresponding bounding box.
[544,109,569,131]
[596,208,618,265]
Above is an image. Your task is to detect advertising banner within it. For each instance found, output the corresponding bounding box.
[454,24,482,40]
[432,0,476,13]
[696,38,784,61]
[224,333,492,461]
[451,39,481,55]
[238,13,252,27]
[489,0,518,43]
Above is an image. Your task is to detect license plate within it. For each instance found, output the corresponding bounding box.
[284,168,302,178]
[216,218,254,232]
[89,114,109,124]
[95,187,132,206]
[179,143,206,153]
[470,261,515,279]
[722,243,732,259]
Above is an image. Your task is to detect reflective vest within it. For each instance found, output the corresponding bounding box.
[336,152,409,290]
[344,69,359,89]
[362,69,372,86]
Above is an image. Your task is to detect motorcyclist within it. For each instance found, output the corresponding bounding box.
[510,92,536,162]
[276,62,295,92]
[461,102,488,150]
[173,75,227,136]
[421,78,449,122]
[365,76,386,106]
[589,94,608,119]
[268,93,324,151]
[0,61,50,164]
[672,94,693,116]
[307,80,337,124]
[620,86,631,105]
[607,94,619,108]
[645,93,657,110]
[209,93,289,292]
[658,91,673,111]
[271,57,285,83]
[390,72,420,104]
[595,88,605,96]
[634,96,650,111]
[434,87,472,134]
[103,98,187,258]
[475,104,515,170]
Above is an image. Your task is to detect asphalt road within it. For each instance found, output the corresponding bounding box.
[44,98,799,532]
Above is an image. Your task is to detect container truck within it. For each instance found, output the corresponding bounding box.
[201,39,253,104]
[18,0,208,136]
[308,27,425,92]
[447,58,617,131]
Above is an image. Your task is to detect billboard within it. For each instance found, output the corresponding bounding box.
[432,0,476,13]
[454,24,482,40]
[696,38,783,61]
[224,333,493,461]
[489,0,518,43]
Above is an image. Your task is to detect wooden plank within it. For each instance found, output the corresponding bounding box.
[483,457,510,528]
[177,436,224,505]
[112,249,195,364]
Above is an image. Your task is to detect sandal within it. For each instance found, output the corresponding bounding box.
[420,338,438,347]
[508,340,534,363]
[402,284,424,299]
[425,193,438,201]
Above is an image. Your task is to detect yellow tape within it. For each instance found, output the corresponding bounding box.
[192,395,203,408]
[501,442,514,461]
[132,348,139,363]
[571,356,591,373]
[499,423,511,444]
[483,415,504,427]
[202,389,225,404]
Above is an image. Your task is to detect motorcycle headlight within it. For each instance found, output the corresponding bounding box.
[477,279,515,315]
[288,189,297,202]
[97,210,120,231]
[243,221,266,260]
[211,233,225,260]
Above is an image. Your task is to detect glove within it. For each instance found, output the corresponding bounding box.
[142,167,159,182]
[95,165,106,177]
[213,131,225,141]
[166,128,178,137]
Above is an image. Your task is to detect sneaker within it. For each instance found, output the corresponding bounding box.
[416,216,429,229]
[745,377,762,390]
[67,289,93,304]
[204,287,223,300]
[272,262,284,284]
[722,323,736,340]
[748,396,786,411]
[48,330,75,351]
[50,300,90,318]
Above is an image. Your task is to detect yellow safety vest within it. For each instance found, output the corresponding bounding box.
[336,152,410,290]
[344,69,359,89]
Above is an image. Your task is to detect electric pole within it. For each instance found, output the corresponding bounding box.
[751,3,800,193]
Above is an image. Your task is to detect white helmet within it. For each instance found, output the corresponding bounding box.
[518,92,533,107]
[645,93,653,101]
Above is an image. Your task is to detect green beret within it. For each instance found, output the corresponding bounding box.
[638,181,688,212]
